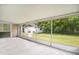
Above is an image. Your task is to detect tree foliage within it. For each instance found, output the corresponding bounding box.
[36,16,79,34]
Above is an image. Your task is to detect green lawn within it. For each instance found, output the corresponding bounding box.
[32,34,79,47]
[22,33,79,47]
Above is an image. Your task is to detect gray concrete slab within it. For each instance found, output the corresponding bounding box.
[52,43,79,54]
[21,36,79,54]
[0,37,74,55]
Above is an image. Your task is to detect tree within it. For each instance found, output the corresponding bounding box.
[37,16,79,35]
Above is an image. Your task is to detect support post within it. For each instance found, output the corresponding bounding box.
[50,19,53,46]
[10,24,12,38]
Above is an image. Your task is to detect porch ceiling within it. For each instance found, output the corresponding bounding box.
[0,4,79,24]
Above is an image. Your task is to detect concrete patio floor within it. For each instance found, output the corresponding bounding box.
[0,37,74,55]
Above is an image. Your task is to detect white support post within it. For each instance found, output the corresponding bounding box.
[10,24,12,38]
[17,24,19,37]
[50,19,53,46]
[20,25,23,36]
[17,25,21,37]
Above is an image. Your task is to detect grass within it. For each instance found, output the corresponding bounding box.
[22,33,79,47]
[33,33,79,47]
